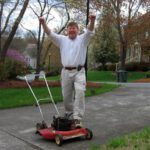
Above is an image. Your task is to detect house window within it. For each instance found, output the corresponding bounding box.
[126,48,131,58]
[145,31,149,39]
[142,55,149,62]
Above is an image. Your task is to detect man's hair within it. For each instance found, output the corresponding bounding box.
[67,22,79,29]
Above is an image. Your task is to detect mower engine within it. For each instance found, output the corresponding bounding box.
[51,114,74,131]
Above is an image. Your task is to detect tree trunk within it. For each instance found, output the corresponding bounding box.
[0,0,29,62]
[119,41,127,70]
[116,12,127,70]
[0,1,4,53]
[35,22,42,77]
[102,63,107,71]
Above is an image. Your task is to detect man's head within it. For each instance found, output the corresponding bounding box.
[66,22,79,40]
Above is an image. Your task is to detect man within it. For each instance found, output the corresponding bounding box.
[39,15,96,127]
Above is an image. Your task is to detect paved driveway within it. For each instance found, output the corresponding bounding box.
[0,84,150,150]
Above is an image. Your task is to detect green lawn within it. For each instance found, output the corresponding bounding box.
[0,70,149,149]
[90,127,150,150]
[46,71,147,82]
[0,84,118,109]
[87,71,147,82]
[1,70,146,109]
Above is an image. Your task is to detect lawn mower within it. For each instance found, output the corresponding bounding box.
[25,74,93,146]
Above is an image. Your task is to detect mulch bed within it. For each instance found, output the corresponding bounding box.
[133,78,150,83]
[1,78,149,89]
[0,80,102,89]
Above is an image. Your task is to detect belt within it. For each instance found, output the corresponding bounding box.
[64,65,84,71]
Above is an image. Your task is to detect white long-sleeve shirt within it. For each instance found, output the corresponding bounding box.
[48,30,94,67]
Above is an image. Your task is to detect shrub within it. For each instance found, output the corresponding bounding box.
[7,59,28,79]
[125,62,149,71]
[0,62,9,81]
[107,63,116,71]
[46,65,61,77]
[0,58,29,81]
[92,63,116,71]
[6,49,26,63]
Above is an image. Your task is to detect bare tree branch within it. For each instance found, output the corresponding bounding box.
[29,4,39,17]
[1,0,20,34]
[0,0,29,62]
[20,23,37,42]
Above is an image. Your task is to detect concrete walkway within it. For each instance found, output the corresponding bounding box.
[0,83,150,150]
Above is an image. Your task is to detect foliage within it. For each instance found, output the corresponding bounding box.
[0,58,29,81]
[6,49,26,63]
[0,62,9,81]
[46,65,61,77]
[64,0,86,13]
[92,0,150,70]
[125,62,149,71]
[91,6,119,70]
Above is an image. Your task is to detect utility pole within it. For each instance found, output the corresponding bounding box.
[85,0,90,78]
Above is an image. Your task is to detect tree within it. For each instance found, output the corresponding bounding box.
[20,0,70,75]
[94,0,150,70]
[92,4,119,70]
[0,0,29,62]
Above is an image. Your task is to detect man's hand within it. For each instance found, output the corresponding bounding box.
[39,16,45,24]
[89,15,96,22]
[88,15,96,31]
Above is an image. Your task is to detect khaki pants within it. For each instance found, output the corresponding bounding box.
[61,68,86,120]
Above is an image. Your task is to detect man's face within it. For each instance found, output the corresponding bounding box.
[67,25,79,40]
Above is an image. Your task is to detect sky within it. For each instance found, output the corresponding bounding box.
[2,0,67,36]
[21,4,67,35]
[21,8,61,31]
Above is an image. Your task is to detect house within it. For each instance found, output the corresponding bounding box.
[23,42,62,71]
[25,54,37,69]
[24,44,37,69]
[125,11,150,63]
[41,40,62,72]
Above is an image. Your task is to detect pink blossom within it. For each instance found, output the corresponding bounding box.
[6,49,27,63]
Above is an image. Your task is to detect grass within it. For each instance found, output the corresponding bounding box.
[0,87,62,109]
[125,71,147,82]
[0,70,149,149]
[46,71,147,82]
[87,71,147,82]
[0,70,146,109]
[0,84,118,109]
[46,75,60,81]
[87,71,116,82]
[90,127,150,150]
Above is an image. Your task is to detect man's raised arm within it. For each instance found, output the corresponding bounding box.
[39,17,51,35]
[88,15,96,31]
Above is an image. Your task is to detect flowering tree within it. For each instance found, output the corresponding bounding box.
[6,49,26,63]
